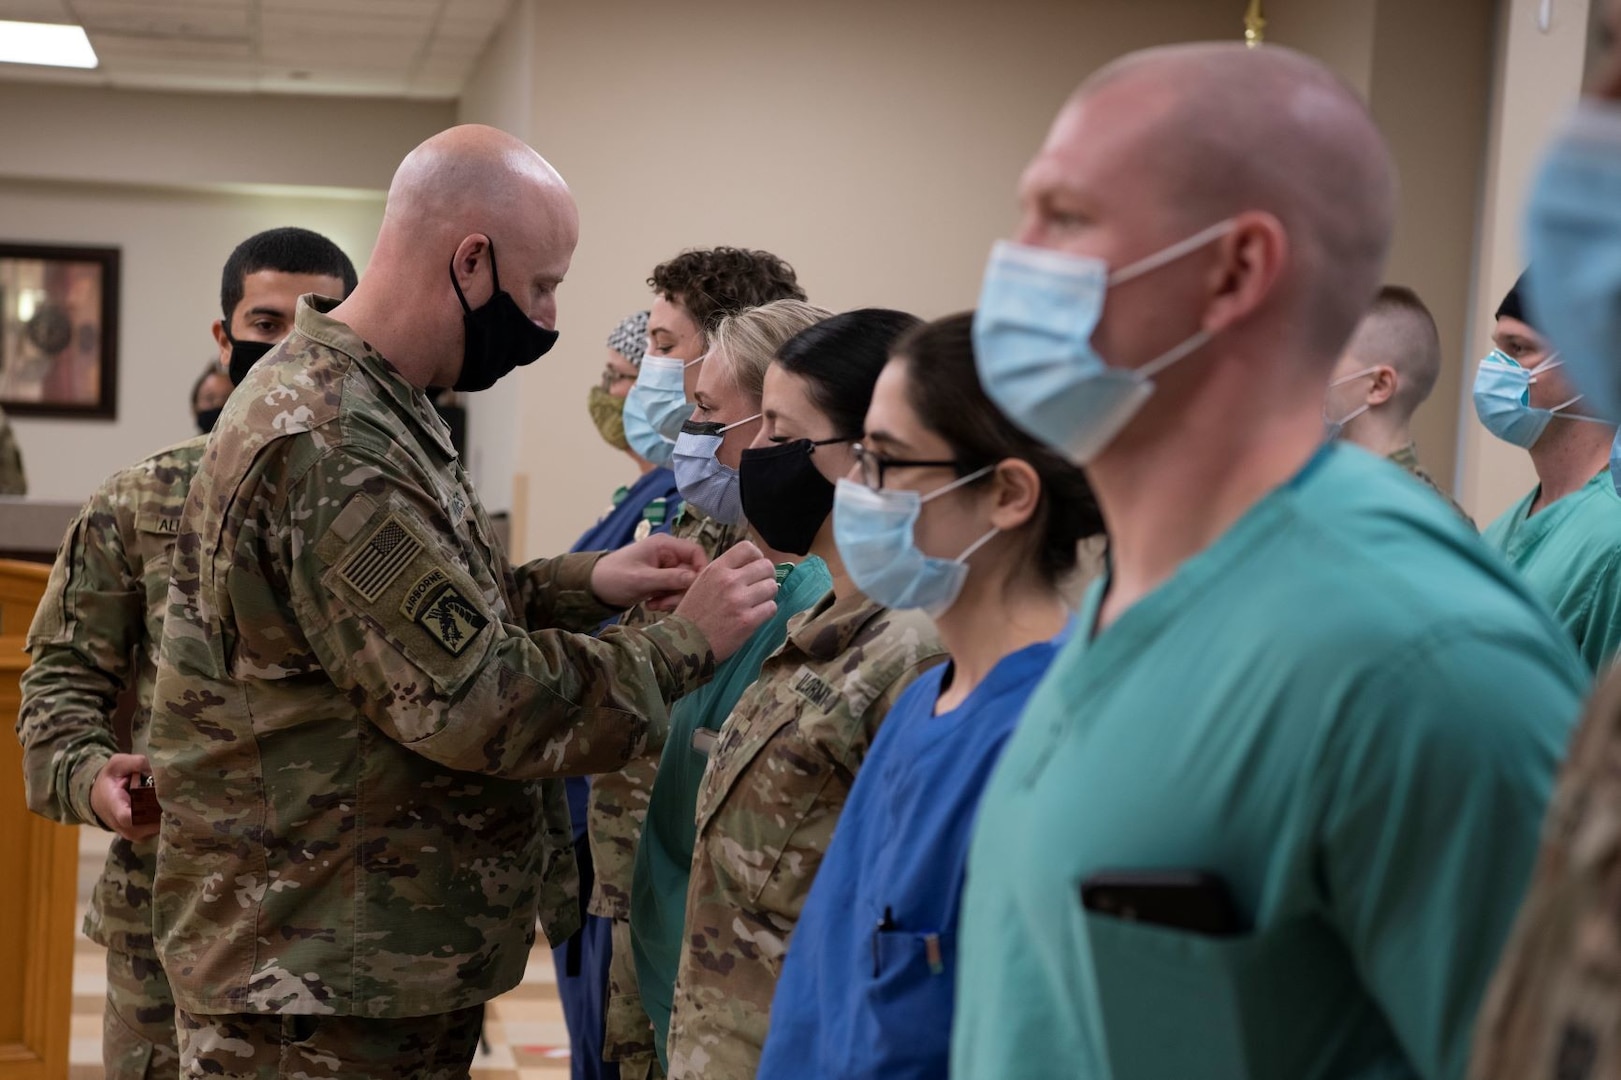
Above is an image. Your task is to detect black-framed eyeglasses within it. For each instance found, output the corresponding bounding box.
[767,434,856,453]
[851,442,964,490]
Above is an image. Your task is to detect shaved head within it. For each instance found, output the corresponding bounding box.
[380,124,574,254]
[337,124,581,388]
[1341,286,1442,420]
[1054,43,1397,359]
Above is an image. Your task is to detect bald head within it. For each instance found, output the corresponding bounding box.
[333,124,581,389]
[381,124,575,253]
[1058,43,1397,359]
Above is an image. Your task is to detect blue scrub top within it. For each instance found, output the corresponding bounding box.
[759,622,1073,1080]
[563,466,682,837]
[951,443,1587,1080]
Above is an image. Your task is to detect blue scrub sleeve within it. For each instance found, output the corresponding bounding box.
[1316,629,1580,1080]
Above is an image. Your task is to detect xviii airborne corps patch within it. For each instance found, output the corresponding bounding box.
[400,567,489,656]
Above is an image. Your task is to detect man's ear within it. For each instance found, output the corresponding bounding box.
[1367,365,1398,407]
[211,319,231,368]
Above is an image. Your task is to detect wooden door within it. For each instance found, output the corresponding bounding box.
[0,559,77,1079]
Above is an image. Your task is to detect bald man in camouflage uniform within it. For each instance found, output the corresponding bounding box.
[148,126,778,1078]
[17,227,355,1079]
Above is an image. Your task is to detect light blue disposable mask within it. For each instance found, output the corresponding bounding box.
[833,470,999,617]
[623,353,702,463]
[671,413,760,526]
[1472,350,1604,449]
[972,220,1237,464]
[1526,99,1621,424]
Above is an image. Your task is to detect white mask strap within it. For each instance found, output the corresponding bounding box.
[1138,329,1216,380]
[1109,220,1239,286]
[955,526,1001,566]
[1329,366,1381,389]
[920,463,996,505]
[719,412,762,433]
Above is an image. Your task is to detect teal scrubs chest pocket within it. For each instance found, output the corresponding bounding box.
[1082,912,1346,1080]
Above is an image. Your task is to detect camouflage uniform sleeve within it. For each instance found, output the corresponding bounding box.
[0,406,24,495]
[511,551,623,634]
[17,489,141,826]
[286,447,715,779]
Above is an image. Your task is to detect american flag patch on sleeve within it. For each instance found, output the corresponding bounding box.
[339,514,423,602]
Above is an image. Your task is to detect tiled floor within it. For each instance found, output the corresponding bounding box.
[70,827,573,1079]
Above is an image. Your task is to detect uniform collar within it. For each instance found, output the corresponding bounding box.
[293,295,458,462]
[1387,442,1420,470]
[788,589,887,661]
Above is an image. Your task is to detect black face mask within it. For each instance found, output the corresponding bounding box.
[226,335,276,386]
[195,406,223,435]
[449,239,559,393]
[738,436,851,556]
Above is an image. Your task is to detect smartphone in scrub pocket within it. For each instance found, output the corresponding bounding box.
[1080,869,1247,936]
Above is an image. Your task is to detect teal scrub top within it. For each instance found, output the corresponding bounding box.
[951,444,1587,1080]
[1483,470,1621,671]
[630,556,833,1064]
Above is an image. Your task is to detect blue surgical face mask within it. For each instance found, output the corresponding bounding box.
[972,220,1238,464]
[833,470,999,617]
[623,353,702,463]
[1526,99,1621,423]
[1472,350,1604,449]
[671,412,760,525]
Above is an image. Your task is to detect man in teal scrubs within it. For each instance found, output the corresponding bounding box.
[1478,273,1621,671]
[956,43,1587,1080]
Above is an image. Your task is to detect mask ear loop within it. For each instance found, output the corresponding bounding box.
[954,526,1001,566]
[449,236,497,315]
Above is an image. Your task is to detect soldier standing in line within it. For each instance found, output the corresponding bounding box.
[17,226,358,1078]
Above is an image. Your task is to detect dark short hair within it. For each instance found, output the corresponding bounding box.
[220,227,358,323]
[892,312,1105,584]
[648,247,805,335]
[775,308,922,441]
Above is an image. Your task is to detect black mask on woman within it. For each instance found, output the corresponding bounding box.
[449,239,559,393]
[738,437,851,555]
[195,406,223,434]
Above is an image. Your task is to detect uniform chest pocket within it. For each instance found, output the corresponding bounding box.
[699,717,846,910]
[1080,910,1344,1080]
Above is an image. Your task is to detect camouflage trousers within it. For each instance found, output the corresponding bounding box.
[604,918,665,1079]
[175,1004,484,1079]
[105,947,180,1079]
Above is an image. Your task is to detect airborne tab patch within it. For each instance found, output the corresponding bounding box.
[401,570,488,656]
[339,514,423,602]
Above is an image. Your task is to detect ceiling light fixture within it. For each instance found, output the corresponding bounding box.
[0,20,98,69]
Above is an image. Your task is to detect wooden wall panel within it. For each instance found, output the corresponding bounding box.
[0,560,77,1079]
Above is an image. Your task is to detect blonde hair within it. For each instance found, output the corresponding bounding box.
[709,298,833,402]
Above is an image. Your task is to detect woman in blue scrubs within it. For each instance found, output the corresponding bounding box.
[758,311,1106,1079]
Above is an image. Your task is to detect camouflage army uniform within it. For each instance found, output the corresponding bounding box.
[1469,664,1621,1080]
[0,403,25,494]
[146,297,715,1073]
[594,502,743,1078]
[1390,442,1475,529]
[17,435,206,1078]
[666,591,946,1079]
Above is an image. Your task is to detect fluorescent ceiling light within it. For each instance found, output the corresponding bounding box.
[0,20,98,69]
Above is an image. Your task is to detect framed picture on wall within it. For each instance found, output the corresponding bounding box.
[0,243,119,419]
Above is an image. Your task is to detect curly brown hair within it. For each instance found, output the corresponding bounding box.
[647,247,806,335]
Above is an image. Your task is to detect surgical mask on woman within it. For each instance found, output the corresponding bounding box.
[624,353,702,464]
[672,413,761,525]
[833,468,999,616]
[1473,350,1607,449]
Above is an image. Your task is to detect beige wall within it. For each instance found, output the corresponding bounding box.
[497,0,1245,561]
[1458,0,1593,523]
[0,179,384,502]
[0,84,453,505]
